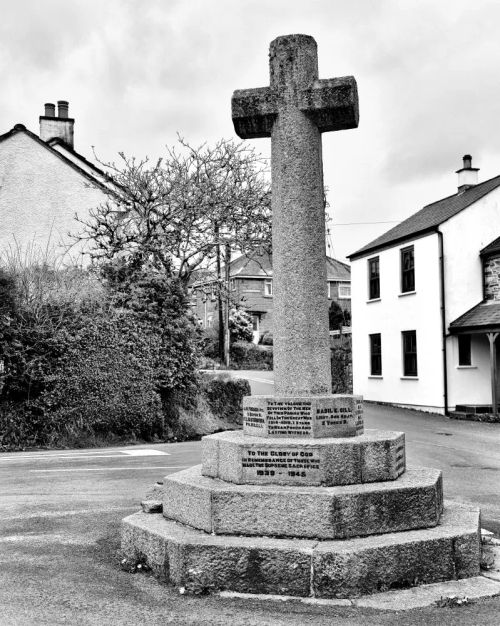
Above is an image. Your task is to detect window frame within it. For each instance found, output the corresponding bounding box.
[368,256,380,300]
[402,330,418,377]
[400,246,415,293]
[338,283,351,299]
[264,279,273,297]
[458,334,472,366]
[369,333,382,376]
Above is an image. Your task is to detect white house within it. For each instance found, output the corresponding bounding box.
[349,155,500,416]
[0,101,111,261]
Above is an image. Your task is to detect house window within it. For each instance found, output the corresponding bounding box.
[401,246,415,293]
[264,279,273,296]
[229,279,236,291]
[338,283,351,299]
[369,333,382,375]
[458,335,471,366]
[402,330,418,376]
[368,257,380,300]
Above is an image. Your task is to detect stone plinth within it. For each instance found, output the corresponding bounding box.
[202,429,405,486]
[121,502,480,598]
[243,395,364,438]
[162,465,442,540]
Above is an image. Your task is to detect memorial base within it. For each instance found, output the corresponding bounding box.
[121,502,480,598]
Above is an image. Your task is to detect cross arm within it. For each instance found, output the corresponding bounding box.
[231,87,277,139]
[299,76,359,132]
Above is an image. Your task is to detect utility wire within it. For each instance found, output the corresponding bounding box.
[332,220,399,226]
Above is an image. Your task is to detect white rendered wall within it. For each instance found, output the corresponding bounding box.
[441,186,500,407]
[0,132,106,262]
[448,334,491,406]
[351,233,445,412]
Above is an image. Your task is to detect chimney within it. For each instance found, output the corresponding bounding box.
[456,154,479,192]
[39,100,75,149]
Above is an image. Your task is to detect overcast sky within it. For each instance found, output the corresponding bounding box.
[2,0,499,261]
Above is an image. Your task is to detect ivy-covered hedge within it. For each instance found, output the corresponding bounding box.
[0,262,203,450]
[201,373,250,422]
[229,341,273,370]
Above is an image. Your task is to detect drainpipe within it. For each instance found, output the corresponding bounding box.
[438,229,449,416]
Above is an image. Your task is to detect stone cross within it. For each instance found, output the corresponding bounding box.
[232,34,359,396]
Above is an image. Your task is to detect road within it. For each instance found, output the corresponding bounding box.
[0,371,499,624]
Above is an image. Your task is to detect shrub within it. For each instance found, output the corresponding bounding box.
[35,312,165,442]
[201,373,250,423]
[230,341,273,370]
[229,308,253,343]
[0,257,201,448]
[259,331,273,345]
[331,345,352,393]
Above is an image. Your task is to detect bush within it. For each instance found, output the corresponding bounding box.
[258,330,273,345]
[331,345,352,393]
[229,308,253,343]
[201,373,250,422]
[35,313,165,443]
[230,341,273,370]
[0,258,201,449]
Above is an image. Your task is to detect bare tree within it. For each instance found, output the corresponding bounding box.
[75,137,271,286]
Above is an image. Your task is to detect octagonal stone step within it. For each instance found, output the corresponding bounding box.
[121,502,480,598]
[162,465,443,540]
[202,429,405,487]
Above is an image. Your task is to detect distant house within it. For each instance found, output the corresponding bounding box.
[0,101,111,260]
[349,155,500,416]
[191,251,351,343]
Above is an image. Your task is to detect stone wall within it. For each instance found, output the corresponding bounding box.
[484,254,500,301]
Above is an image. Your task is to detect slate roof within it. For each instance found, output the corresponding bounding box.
[230,252,351,280]
[449,301,500,332]
[481,236,500,257]
[349,175,500,260]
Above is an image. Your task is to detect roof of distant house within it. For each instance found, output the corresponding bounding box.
[349,174,500,260]
[449,300,500,333]
[229,252,350,280]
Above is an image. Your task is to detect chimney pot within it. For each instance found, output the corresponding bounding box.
[463,154,472,169]
[57,100,69,118]
[44,103,55,117]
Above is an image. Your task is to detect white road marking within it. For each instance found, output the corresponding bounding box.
[121,449,169,456]
[246,377,275,384]
[30,465,190,472]
[0,449,169,461]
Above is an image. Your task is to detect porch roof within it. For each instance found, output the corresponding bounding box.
[449,300,500,333]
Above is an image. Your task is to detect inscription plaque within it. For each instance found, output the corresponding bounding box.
[241,446,321,482]
[267,400,312,436]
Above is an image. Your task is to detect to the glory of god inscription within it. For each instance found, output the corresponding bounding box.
[241,446,321,483]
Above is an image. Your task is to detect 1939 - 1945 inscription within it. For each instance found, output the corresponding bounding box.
[241,446,321,482]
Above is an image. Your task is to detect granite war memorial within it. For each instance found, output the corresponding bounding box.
[121,34,481,598]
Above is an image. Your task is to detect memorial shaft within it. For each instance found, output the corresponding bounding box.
[270,36,330,395]
[232,34,359,396]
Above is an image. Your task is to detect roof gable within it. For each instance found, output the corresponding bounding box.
[349,175,500,260]
[0,124,110,193]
